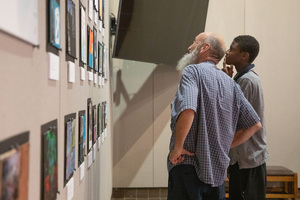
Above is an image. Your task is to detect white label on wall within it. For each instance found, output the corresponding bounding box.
[88,151,93,168]
[94,73,97,84]
[68,61,75,83]
[93,144,97,161]
[94,11,98,25]
[80,67,85,81]
[79,162,85,181]
[88,0,93,20]
[48,52,59,80]
[88,71,93,81]
[66,177,74,200]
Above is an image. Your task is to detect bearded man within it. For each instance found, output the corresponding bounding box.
[167,32,262,200]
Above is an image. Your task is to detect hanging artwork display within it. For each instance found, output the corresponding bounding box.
[78,110,86,166]
[64,113,76,186]
[0,0,38,46]
[97,103,102,138]
[41,120,58,200]
[102,0,105,28]
[102,44,106,78]
[93,27,98,72]
[80,6,86,64]
[98,42,103,76]
[49,0,61,49]
[93,105,97,143]
[87,26,93,69]
[87,98,93,152]
[98,0,103,21]
[66,0,76,58]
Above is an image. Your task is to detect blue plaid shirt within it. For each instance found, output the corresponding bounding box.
[168,61,260,186]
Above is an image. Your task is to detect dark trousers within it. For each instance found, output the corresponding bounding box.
[228,162,266,200]
[168,165,226,200]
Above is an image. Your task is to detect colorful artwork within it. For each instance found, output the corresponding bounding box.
[87,100,93,152]
[97,104,102,137]
[98,42,103,75]
[42,128,58,200]
[88,26,94,69]
[93,105,97,143]
[78,112,86,166]
[0,149,20,200]
[65,119,76,183]
[80,6,86,63]
[49,0,61,49]
[93,27,98,72]
[66,0,76,58]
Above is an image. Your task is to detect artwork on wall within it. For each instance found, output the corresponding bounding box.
[64,113,76,185]
[103,45,106,79]
[78,110,86,166]
[87,26,94,69]
[41,120,58,200]
[102,0,105,28]
[49,0,61,49]
[0,149,20,200]
[0,0,38,46]
[80,6,87,64]
[66,0,76,58]
[0,132,30,200]
[97,103,102,138]
[98,42,103,76]
[98,0,102,21]
[93,105,97,143]
[93,27,98,72]
[87,98,93,152]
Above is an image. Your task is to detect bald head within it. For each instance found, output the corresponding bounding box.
[201,32,226,62]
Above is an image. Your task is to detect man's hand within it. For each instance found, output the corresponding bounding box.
[222,57,234,78]
[169,147,194,165]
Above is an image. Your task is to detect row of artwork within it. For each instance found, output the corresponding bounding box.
[49,0,107,75]
[0,100,108,200]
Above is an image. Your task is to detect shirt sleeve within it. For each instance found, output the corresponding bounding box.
[171,66,199,123]
[236,85,260,130]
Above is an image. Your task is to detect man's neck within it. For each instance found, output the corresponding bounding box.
[236,63,251,73]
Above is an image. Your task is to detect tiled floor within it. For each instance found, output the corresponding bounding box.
[111,188,168,200]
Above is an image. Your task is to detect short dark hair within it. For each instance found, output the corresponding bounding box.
[233,35,260,63]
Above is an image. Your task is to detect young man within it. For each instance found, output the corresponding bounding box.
[223,35,269,200]
[167,32,262,200]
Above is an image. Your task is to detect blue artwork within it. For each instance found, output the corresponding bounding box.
[50,0,61,49]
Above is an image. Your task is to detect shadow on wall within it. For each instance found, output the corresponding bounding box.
[113,64,181,182]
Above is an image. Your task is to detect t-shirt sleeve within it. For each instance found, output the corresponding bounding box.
[236,85,260,130]
[171,66,198,123]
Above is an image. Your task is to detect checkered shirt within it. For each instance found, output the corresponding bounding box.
[167,61,260,186]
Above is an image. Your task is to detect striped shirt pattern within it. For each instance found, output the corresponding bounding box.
[168,61,260,186]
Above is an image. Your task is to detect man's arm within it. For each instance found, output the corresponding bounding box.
[169,109,195,165]
[231,121,262,149]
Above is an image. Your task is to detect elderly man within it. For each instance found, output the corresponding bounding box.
[167,32,262,200]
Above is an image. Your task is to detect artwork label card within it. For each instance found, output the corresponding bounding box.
[79,162,85,181]
[68,61,75,83]
[88,0,93,20]
[88,71,93,81]
[66,177,74,200]
[49,52,59,80]
[80,67,85,80]
[94,73,97,84]
[87,152,92,168]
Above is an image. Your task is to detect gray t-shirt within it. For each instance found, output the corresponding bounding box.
[229,70,270,168]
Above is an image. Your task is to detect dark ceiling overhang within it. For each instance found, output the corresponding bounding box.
[113,0,209,66]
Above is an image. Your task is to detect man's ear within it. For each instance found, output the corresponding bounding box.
[200,43,210,53]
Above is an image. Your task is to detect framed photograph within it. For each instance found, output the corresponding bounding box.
[80,6,86,64]
[66,0,76,58]
[93,105,97,143]
[41,120,58,200]
[49,0,61,49]
[78,110,86,166]
[97,103,102,138]
[64,113,76,185]
[87,98,93,152]
[93,27,98,72]
[98,42,103,76]
[87,26,93,69]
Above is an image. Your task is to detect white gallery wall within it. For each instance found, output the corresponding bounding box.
[112,0,300,187]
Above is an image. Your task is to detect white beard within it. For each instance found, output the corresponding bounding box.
[176,48,199,71]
